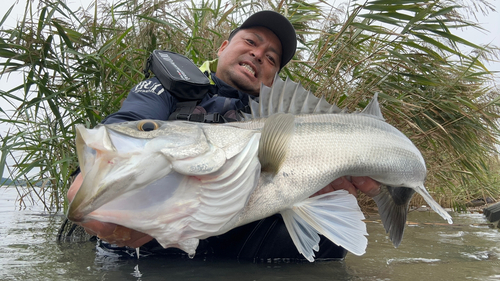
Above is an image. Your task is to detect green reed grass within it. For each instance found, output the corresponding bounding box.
[0,0,499,211]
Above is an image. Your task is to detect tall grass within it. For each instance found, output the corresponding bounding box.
[0,0,499,210]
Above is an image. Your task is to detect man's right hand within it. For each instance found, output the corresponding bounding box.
[67,173,154,248]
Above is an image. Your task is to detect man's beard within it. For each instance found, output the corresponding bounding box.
[224,70,260,97]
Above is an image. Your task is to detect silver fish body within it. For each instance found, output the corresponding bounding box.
[224,113,427,229]
[67,76,452,261]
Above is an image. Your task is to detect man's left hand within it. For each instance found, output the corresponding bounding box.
[312,176,381,197]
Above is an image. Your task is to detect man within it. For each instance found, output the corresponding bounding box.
[67,11,380,260]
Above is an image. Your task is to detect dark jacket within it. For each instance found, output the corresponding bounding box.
[102,73,252,125]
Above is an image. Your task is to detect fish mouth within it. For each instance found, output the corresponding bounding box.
[67,125,171,222]
[67,125,116,222]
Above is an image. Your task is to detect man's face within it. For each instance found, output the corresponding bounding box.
[216,26,282,96]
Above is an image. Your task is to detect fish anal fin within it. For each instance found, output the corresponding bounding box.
[372,186,415,247]
[280,190,368,261]
[258,113,295,174]
[281,209,320,262]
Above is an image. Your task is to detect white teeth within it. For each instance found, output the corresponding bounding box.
[241,63,255,76]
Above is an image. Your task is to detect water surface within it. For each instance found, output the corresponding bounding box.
[1,186,499,280]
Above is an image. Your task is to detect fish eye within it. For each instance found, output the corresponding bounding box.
[137,120,159,131]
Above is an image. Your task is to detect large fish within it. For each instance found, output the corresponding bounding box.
[67,75,453,261]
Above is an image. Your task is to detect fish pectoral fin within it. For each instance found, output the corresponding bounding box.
[280,190,368,262]
[372,186,415,247]
[258,113,295,174]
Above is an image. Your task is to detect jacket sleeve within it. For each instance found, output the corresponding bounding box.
[102,77,177,124]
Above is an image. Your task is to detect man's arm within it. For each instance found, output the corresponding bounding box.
[102,77,177,124]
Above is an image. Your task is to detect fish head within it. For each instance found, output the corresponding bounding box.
[67,120,210,222]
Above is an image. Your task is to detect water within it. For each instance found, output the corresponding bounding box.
[1,186,500,281]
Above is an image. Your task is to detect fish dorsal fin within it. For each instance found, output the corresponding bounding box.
[360,93,385,121]
[258,84,272,117]
[258,113,295,174]
[288,78,309,114]
[243,74,341,120]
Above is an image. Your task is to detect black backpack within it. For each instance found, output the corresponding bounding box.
[143,50,237,123]
[143,50,210,101]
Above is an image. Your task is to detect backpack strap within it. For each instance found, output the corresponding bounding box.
[168,101,228,123]
[168,101,200,121]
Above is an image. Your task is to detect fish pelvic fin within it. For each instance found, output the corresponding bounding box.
[372,186,415,247]
[280,190,368,262]
[258,113,295,174]
[156,238,199,258]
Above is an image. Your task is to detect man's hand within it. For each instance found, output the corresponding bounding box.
[67,173,154,248]
[312,176,381,198]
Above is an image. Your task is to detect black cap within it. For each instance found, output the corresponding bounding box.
[229,11,297,69]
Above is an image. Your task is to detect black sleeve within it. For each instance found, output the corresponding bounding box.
[102,77,178,124]
[199,215,347,261]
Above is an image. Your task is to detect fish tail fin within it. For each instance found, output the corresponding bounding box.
[280,190,368,262]
[414,186,453,224]
[372,186,415,247]
[372,185,453,248]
